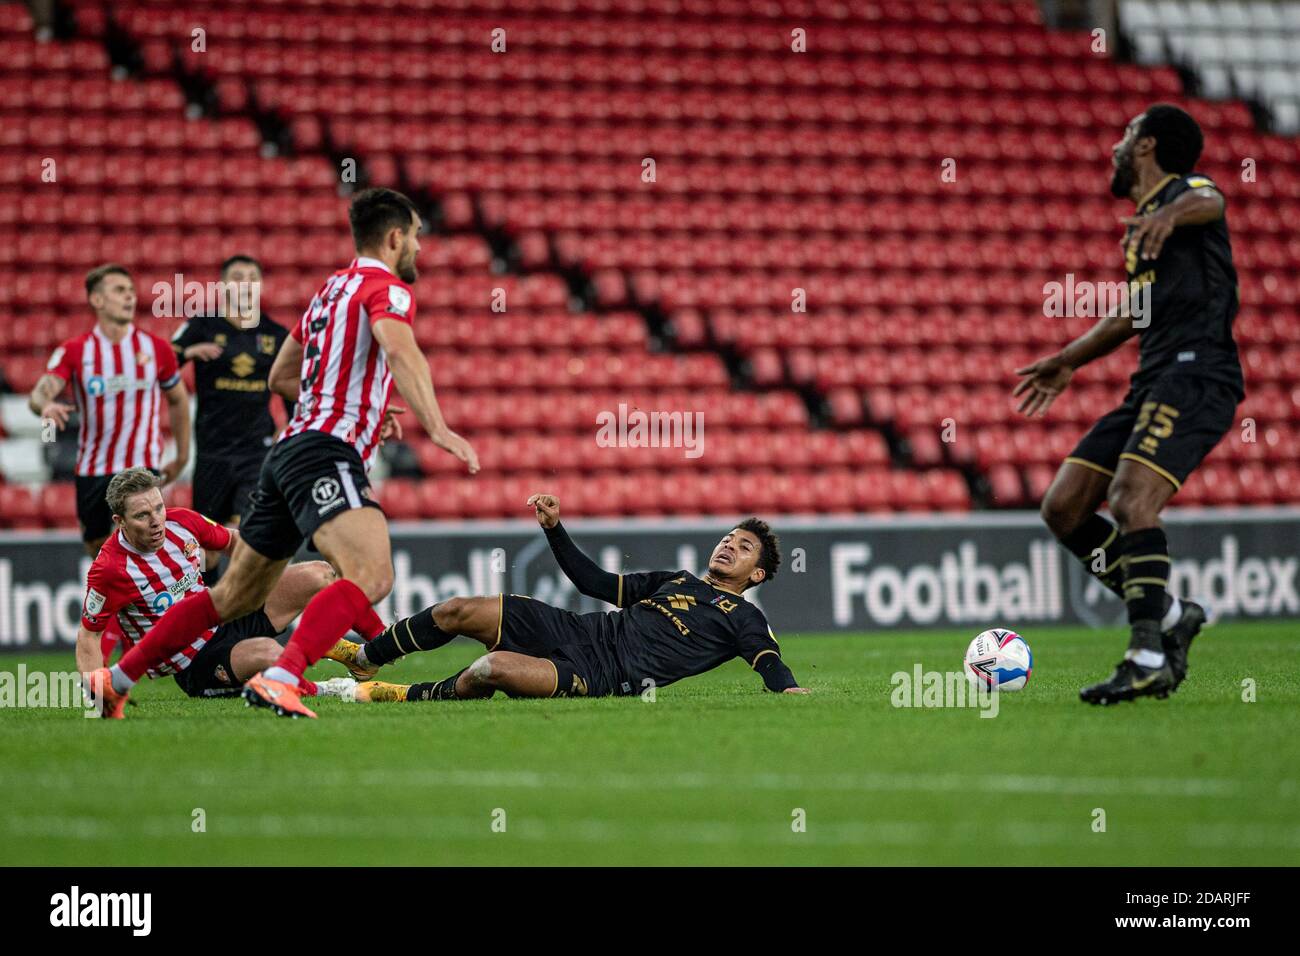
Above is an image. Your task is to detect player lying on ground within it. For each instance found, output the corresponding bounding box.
[93,188,479,719]
[1013,104,1240,705]
[78,468,357,717]
[321,494,808,701]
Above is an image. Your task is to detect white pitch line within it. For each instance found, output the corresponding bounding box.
[0,767,1273,799]
[7,814,1300,853]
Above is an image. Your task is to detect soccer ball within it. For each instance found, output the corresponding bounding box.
[963,629,1033,691]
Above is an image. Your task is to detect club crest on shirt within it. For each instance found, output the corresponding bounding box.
[136,351,152,367]
[183,539,199,559]
[259,334,277,354]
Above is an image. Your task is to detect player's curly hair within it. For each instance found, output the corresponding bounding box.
[349,187,420,251]
[106,467,162,517]
[1138,104,1203,175]
[737,517,781,585]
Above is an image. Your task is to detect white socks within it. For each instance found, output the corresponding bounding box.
[263,666,299,688]
[1161,596,1183,631]
[1126,648,1167,669]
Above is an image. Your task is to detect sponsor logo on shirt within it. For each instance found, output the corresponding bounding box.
[85,374,151,397]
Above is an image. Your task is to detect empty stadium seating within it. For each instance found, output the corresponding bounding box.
[1,0,1297,527]
[1120,0,1300,133]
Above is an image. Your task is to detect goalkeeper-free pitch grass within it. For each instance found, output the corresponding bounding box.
[2,622,1297,866]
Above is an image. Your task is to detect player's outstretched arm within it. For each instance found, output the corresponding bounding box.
[754,653,808,693]
[527,494,621,604]
[1012,309,1136,417]
[371,318,479,473]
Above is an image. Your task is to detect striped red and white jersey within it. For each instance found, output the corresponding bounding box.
[46,324,181,477]
[80,508,231,678]
[282,256,416,468]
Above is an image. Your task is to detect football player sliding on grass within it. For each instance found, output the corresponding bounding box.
[319,494,809,702]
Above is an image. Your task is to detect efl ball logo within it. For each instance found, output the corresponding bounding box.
[964,628,1033,691]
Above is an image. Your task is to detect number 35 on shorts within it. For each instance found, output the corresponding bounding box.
[1132,401,1179,456]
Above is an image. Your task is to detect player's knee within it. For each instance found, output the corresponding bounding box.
[349,566,393,605]
[248,638,281,671]
[1039,489,1080,539]
[435,596,472,630]
[306,560,336,594]
[1107,480,1157,530]
[466,653,498,687]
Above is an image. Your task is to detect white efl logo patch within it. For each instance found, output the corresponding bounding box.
[387,285,411,316]
[1178,350,1197,362]
[311,476,341,506]
[84,588,106,616]
[47,346,65,371]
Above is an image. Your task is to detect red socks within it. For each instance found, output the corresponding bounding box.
[353,602,385,641]
[274,580,376,681]
[118,590,221,682]
[100,618,124,665]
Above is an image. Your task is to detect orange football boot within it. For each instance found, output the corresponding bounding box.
[84,668,129,719]
[241,672,318,719]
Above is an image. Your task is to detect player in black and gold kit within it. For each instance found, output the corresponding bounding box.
[1014,105,1242,704]
[172,255,290,581]
[319,493,807,701]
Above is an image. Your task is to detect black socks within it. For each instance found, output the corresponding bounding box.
[404,669,467,701]
[364,607,456,667]
[1060,513,1124,598]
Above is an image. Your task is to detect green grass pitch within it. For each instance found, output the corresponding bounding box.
[2,621,1297,866]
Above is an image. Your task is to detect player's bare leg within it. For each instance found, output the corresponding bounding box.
[210,538,291,621]
[264,560,336,632]
[244,508,389,718]
[229,638,284,683]
[1040,461,1122,594]
[1081,459,1184,704]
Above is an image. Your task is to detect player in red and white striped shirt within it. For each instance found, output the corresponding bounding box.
[31,264,193,669]
[29,264,192,557]
[104,188,479,719]
[79,468,350,715]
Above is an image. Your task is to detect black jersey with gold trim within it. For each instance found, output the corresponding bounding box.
[608,569,781,691]
[1124,172,1243,397]
[172,313,290,460]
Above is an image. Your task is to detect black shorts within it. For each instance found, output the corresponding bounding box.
[192,453,265,524]
[238,431,383,561]
[1067,374,1240,489]
[75,469,161,543]
[173,609,279,698]
[494,594,624,697]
